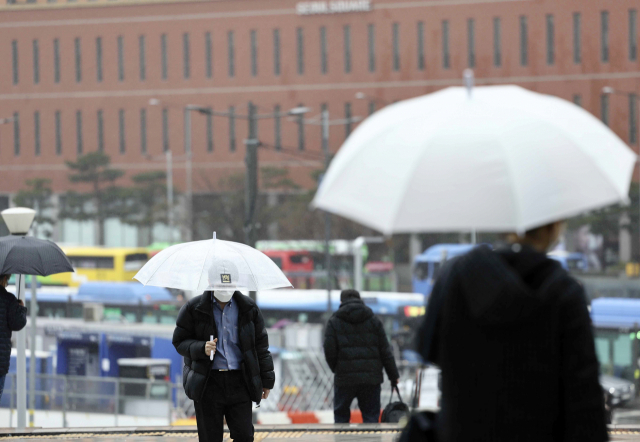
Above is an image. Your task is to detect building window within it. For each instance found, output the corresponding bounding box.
[393,23,400,71]
[546,14,554,65]
[55,111,62,155]
[417,22,425,71]
[32,40,39,84]
[601,11,609,63]
[229,106,236,152]
[520,16,528,66]
[97,109,104,152]
[12,40,18,85]
[117,36,125,81]
[139,35,146,81]
[34,111,40,156]
[573,13,581,64]
[161,34,168,80]
[74,38,81,83]
[13,113,19,156]
[345,103,352,138]
[205,32,213,78]
[442,20,450,69]
[573,95,582,107]
[250,30,258,77]
[140,109,147,154]
[631,94,638,144]
[273,29,281,76]
[601,94,609,126]
[206,109,213,152]
[368,101,375,116]
[320,26,328,74]
[228,31,235,78]
[467,19,475,68]
[118,109,125,154]
[368,24,376,72]
[297,27,304,75]
[76,110,82,155]
[95,37,102,82]
[183,33,190,79]
[54,38,60,83]
[274,105,281,150]
[162,108,169,152]
[297,103,305,151]
[493,18,501,67]
[343,25,351,74]
[631,10,638,61]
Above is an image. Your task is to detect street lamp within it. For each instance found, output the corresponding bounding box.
[1,208,35,430]
[602,86,640,264]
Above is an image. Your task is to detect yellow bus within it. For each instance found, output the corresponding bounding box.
[42,247,149,286]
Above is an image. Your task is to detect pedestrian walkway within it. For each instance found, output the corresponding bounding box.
[0,425,639,441]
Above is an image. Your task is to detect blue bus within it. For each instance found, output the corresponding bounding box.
[412,244,477,297]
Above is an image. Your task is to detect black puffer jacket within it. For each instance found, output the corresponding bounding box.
[0,286,27,376]
[324,298,399,386]
[417,245,607,442]
[172,291,274,404]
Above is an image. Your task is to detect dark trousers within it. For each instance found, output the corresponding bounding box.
[194,371,254,442]
[334,383,381,424]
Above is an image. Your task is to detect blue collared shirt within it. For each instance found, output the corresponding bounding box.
[211,292,243,370]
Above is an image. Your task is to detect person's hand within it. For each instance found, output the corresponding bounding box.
[17,300,24,307]
[205,338,217,357]
[391,378,399,388]
[262,388,271,399]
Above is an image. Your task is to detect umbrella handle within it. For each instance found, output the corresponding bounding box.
[16,275,21,301]
[210,335,214,361]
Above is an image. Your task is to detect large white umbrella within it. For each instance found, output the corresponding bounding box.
[312,84,637,234]
[134,233,292,292]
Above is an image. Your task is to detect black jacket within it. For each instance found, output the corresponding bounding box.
[172,291,275,404]
[324,298,399,387]
[0,286,27,376]
[417,245,607,442]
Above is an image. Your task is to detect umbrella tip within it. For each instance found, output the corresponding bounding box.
[463,69,474,98]
[213,231,216,240]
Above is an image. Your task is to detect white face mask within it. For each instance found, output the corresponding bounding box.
[214,290,234,303]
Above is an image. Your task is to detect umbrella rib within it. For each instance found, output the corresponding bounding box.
[197,241,213,292]
[230,243,260,290]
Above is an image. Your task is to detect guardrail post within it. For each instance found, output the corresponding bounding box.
[9,374,14,427]
[167,381,172,426]
[114,378,119,427]
[62,377,68,428]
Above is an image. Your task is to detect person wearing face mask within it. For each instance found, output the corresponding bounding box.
[173,264,274,442]
[413,221,608,442]
[0,274,27,402]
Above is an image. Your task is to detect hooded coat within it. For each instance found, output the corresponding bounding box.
[324,298,399,387]
[417,245,607,442]
[172,291,275,404]
[0,286,27,376]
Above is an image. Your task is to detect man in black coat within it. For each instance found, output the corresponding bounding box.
[0,274,27,401]
[417,222,608,442]
[173,285,274,442]
[324,289,400,423]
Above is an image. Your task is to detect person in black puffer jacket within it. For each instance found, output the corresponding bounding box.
[324,289,400,423]
[0,274,27,401]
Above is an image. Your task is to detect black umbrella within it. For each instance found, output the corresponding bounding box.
[0,235,73,278]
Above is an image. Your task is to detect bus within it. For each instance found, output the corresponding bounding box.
[412,244,477,297]
[43,247,149,286]
[261,250,315,288]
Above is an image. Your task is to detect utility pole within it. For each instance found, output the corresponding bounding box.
[245,102,259,302]
[321,109,332,314]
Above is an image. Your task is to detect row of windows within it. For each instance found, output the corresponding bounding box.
[10,9,639,85]
[571,93,638,144]
[6,103,365,156]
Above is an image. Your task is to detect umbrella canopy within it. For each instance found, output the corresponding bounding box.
[134,233,292,292]
[312,85,637,234]
[0,236,73,276]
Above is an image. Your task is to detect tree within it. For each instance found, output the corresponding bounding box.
[13,178,56,238]
[123,171,173,246]
[60,152,127,246]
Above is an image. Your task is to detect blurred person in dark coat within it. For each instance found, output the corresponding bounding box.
[324,289,400,423]
[417,222,608,442]
[0,274,27,401]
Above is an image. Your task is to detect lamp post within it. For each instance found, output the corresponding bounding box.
[1,208,35,430]
[603,86,640,262]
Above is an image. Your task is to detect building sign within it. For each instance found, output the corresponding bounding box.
[296,0,372,15]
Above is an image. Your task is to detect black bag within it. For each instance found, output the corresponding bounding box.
[380,386,410,423]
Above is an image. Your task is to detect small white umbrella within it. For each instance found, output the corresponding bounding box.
[312,81,637,234]
[134,233,292,292]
